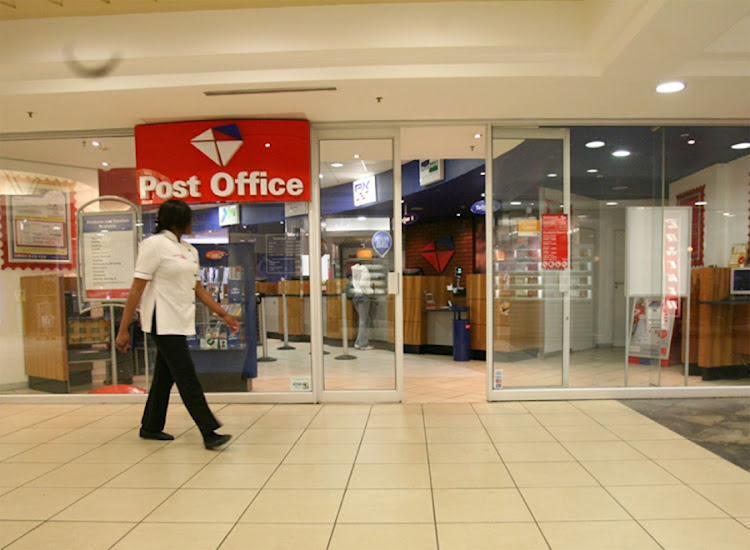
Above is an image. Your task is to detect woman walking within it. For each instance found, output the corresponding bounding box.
[116,199,238,450]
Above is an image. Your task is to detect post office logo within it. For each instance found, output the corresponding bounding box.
[190,124,244,166]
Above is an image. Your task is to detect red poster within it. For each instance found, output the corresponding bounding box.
[135,119,310,205]
[541,214,569,270]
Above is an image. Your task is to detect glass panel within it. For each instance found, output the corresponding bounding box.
[319,138,396,391]
[491,135,564,388]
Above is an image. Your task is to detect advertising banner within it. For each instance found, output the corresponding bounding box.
[135,119,310,205]
[541,213,569,270]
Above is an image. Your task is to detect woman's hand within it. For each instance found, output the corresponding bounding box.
[221,312,241,334]
[115,329,131,353]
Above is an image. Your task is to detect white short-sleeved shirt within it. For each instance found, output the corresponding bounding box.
[134,230,200,335]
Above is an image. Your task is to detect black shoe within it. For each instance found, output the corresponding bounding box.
[139,428,174,441]
[203,431,231,450]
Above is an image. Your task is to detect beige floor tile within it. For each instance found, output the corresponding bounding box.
[438,522,548,550]
[283,443,358,464]
[656,459,750,485]
[479,414,541,428]
[219,523,332,550]
[430,462,514,489]
[362,428,426,444]
[141,445,219,464]
[736,517,750,529]
[586,412,657,426]
[428,443,500,463]
[532,413,599,427]
[545,424,619,442]
[423,403,476,415]
[253,415,313,429]
[471,402,529,414]
[425,427,490,443]
[366,414,424,428]
[183,463,277,488]
[234,428,303,444]
[145,488,256,523]
[423,414,482,428]
[0,462,60,487]
[266,404,321,416]
[539,520,661,550]
[0,521,40,548]
[0,428,73,444]
[629,439,718,460]
[370,404,423,415]
[266,464,352,489]
[495,441,574,462]
[507,461,598,487]
[240,488,343,523]
[486,426,555,443]
[608,485,728,519]
[521,487,630,521]
[523,401,581,414]
[5,521,133,550]
[53,487,172,522]
[74,443,161,464]
[356,444,428,464]
[111,522,232,550]
[308,414,369,429]
[26,462,131,488]
[5,443,98,463]
[338,489,434,523]
[330,523,437,550]
[433,488,532,522]
[210,443,291,464]
[349,463,431,489]
[582,460,681,486]
[607,423,685,440]
[562,440,646,461]
[220,403,273,416]
[33,415,97,429]
[0,487,91,520]
[0,444,37,461]
[105,462,205,488]
[640,518,750,550]
[50,427,130,445]
[297,428,364,445]
[686,484,750,517]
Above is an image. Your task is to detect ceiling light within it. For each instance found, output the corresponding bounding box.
[612,186,628,191]
[723,212,734,217]
[474,133,481,139]
[331,162,343,168]
[481,193,485,198]
[510,201,522,206]
[547,173,557,178]
[687,139,696,145]
[695,201,707,206]
[656,81,685,93]
[606,202,618,206]
[456,213,461,217]
[578,215,588,219]
[92,140,100,147]
[480,172,485,176]
[612,150,631,157]
[101,162,109,167]
[586,140,605,149]
[265,143,271,148]
[319,173,323,178]
[357,216,366,220]
[731,142,750,150]
[354,154,360,159]
[587,169,598,173]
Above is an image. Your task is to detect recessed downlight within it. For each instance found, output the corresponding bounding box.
[480,171,485,176]
[91,140,100,147]
[606,201,618,206]
[587,169,598,173]
[456,213,461,217]
[586,140,605,149]
[354,154,360,159]
[656,81,685,93]
[547,173,557,178]
[101,162,109,167]
[474,133,481,139]
[510,201,522,206]
[731,142,750,150]
[331,162,343,167]
[481,192,486,198]
[612,150,631,157]
[264,143,271,148]
[695,201,707,206]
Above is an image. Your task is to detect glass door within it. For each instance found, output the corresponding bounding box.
[311,128,403,402]
[487,128,570,396]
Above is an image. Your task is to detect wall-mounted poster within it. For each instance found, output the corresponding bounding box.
[1,186,74,269]
[541,213,568,270]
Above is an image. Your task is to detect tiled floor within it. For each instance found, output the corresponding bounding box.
[1,401,749,549]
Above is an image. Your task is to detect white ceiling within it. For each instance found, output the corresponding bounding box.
[0,0,748,170]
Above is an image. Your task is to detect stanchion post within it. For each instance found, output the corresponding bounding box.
[109,304,118,386]
[257,295,277,362]
[335,291,356,360]
[278,292,296,350]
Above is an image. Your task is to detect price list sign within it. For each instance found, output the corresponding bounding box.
[81,212,137,300]
[541,213,569,270]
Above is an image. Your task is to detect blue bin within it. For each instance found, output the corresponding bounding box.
[452,306,471,361]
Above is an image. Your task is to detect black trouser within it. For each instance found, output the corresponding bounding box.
[141,315,220,436]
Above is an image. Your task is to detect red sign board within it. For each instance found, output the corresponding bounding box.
[135,119,310,205]
[541,213,569,270]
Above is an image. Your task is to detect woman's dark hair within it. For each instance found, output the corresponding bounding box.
[155,199,192,235]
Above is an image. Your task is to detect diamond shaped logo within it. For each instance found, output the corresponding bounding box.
[190,123,243,166]
[421,237,455,273]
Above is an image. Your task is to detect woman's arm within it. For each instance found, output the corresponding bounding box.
[195,281,241,334]
[115,278,149,352]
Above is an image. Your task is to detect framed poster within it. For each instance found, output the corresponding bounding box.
[675,185,705,267]
[0,185,75,269]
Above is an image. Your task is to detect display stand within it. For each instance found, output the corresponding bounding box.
[335,292,356,360]
[75,196,143,389]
